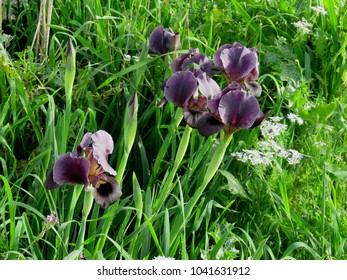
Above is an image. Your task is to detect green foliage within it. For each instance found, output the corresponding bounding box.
[0,0,346,260]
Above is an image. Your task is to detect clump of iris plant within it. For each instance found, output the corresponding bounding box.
[162,43,266,137]
[148,25,266,138]
[149,25,181,55]
[45,130,122,208]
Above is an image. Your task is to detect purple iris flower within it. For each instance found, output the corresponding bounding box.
[149,26,181,55]
[45,130,122,208]
[196,88,266,137]
[163,64,265,137]
[170,48,214,74]
[213,43,261,97]
[164,71,223,128]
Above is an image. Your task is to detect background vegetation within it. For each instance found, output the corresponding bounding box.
[0,0,346,260]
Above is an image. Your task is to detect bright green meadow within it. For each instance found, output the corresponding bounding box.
[0,0,346,260]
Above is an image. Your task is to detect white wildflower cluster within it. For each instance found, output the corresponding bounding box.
[287,113,304,125]
[231,118,303,166]
[311,6,328,15]
[231,150,274,166]
[260,118,287,139]
[293,18,313,34]
[286,149,303,165]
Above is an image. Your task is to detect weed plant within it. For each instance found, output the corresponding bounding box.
[0,0,346,260]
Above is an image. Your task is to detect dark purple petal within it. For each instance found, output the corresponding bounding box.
[164,71,198,107]
[213,43,242,68]
[207,83,245,116]
[52,153,90,190]
[149,26,166,54]
[182,52,212,72]
[197,73,220,99]
[91,130,116,175]
[92,176,122,208]
[45,168,61,190]
[170,52,191,72]
[213,43,259,83]
[190,68,204,78]
[218,91,261,130]
[164,29,181,52]
[183,108,208,128]
[196,112,225,137]
[207,95,222,116]
[220,48,257,82]
[250,110,270,129]
[170,48,212,73]
[223,82,245,93]
[149,26,180,55]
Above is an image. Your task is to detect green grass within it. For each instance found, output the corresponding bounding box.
[0,0,346,260]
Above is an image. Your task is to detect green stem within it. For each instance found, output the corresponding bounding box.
[153,124,192,212]
[75,190,94,250]
[63,186,83,248]
[170,132,233,247]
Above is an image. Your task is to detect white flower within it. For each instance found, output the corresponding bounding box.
[231,150,273,166]
[287,113,304,125]
[261,120,287,139]
[124,54,131,61]
[258,139,283,153]
[293,18,313,34]
[311,6,328,15]
[286,149,303,165]
[232,140,303,166]
[269,116,283,122]
[233,118,303,166]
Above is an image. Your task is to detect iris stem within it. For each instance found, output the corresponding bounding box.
[62,186,82,248]
[169,132,233,247]
[75,189,94,250]
[153,124,192,212]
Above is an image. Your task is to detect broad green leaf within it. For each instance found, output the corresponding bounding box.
[325,162,347,180]
[219,170,250,200]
